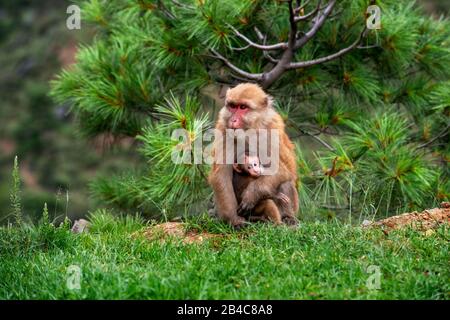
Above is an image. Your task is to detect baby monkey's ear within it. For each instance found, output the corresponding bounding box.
[232,163,243,173]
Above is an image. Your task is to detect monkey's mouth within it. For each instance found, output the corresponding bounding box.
[229,125,247,131]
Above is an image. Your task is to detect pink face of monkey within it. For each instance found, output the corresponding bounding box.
[227,102,251,129]
[223,83,270,130]
[233,154,263,178]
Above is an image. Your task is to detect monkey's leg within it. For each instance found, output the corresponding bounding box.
[276,181,299,226]
[247,202,268,223]
[247,215,269,223]
[237,159,295,212]
[254,200,282,225]
[209,164,245,227]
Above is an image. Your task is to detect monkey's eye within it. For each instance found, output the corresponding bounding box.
[228,103,237,109]
[239,104,248,110]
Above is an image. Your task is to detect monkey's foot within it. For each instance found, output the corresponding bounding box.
[230,216,248,231]
[282,216,299,226]
[207,208,217,217]
[233,223,249,231]
[248,215,269,223]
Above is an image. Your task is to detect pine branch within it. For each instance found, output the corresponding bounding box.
[288,27,368,69]
[357,44,380,49]
[416,124,450,149]
[227,24,288,51]
[287,0,298,47]
[259,0,300,88]
[230,44,251,51]
[295,127,336,151]
[294,0,311,14]
[264,53,280,64]
[156,0,175,20]
[209,49,263,81]
[171,0,194,10]
[308,134,336,152]
[294,0,321,22]
[207,0,368,89]
[294,0,336,50]
[254,27,280,64]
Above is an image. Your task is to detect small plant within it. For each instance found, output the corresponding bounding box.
[10,156,23,226]
[34,202,74,252]
[62,216,71,230]
[40,203,51,229]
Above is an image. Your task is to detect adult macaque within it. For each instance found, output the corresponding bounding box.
[208,83,299,228]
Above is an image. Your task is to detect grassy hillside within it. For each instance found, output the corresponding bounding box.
[1,211,448,299]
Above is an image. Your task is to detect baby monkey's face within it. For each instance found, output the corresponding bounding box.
[233,154,263,178]
[245,155,263,177]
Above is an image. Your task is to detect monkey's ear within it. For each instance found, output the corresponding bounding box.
[265,95,274,108]
[261,96,268,108]
[233,163,243,173]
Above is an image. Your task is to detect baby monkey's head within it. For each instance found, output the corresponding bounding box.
[233,153,263,178]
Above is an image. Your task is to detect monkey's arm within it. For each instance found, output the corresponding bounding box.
[238,167,291,213]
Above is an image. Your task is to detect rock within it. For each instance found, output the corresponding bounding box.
[361,219,372,227]
[140,222,222,244]
[365,207,449,232]
[71,219,91,234]
[440,202,450,209]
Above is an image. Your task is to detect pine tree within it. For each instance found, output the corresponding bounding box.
[51,0,449,220]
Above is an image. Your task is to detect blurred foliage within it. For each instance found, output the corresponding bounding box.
[51,0,449,221]
[2,0,449,223]
[0,0,142,224]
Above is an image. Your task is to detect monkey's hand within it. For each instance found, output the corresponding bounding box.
[275,192,290,208]
[237,201,255,216]
[239,176,280,215]
[237,183,262,215]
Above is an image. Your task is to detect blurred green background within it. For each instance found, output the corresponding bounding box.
[0,0,448,224]
[0,0,141,224]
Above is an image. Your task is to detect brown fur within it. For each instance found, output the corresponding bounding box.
[232,155,298,224]
[208,83,299,228]
[232,162,281,224]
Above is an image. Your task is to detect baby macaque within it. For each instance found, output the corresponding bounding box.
[232,153,264,178]
[232,153,293,224]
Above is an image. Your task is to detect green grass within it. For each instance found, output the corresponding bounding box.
[0,210,448,299]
